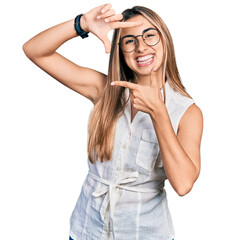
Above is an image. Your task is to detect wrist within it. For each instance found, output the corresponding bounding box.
[80,14,89,33]
[148,101,166,122]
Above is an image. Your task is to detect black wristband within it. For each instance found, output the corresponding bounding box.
[74,14,89,39]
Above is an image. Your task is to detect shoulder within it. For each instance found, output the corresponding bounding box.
[180,103,203,124]
[166,81,193,105]
[165,81,203,133]
[178,103,203,134]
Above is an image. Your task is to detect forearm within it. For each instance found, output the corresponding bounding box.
[22,16,88,59]
[150,103,197,196]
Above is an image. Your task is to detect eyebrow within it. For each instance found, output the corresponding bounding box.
[120,27,156,40]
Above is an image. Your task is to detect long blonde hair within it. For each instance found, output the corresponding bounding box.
[87,6,190,164]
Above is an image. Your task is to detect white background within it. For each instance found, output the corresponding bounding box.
[1,0,225,239]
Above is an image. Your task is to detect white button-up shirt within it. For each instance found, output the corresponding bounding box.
[69,80,195,240]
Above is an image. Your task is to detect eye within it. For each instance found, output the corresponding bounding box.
[125,39,135,45]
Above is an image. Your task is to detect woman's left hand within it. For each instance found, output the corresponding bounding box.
[110,68,164,115]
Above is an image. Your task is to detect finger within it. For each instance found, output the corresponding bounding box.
[111,20,143,29]
[97,9,116,20]
[149,67,159,87]
[100,3,112,14]
[103,13,123,23]
[100,35,111,54]
[96,3,111,15]
[110,81,137,90]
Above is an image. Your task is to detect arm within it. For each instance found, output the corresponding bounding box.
[22,3,142,105]
[110,72,203,196]
[150,102,203,196]
[22,16,106,105]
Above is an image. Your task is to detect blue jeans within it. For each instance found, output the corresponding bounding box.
[69,236,174,240]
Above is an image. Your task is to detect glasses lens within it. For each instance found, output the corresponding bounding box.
[120,29,160,52]
[120,36,136,52]
[144,29,160,46]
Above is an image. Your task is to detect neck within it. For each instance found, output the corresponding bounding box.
[134,68,163,88]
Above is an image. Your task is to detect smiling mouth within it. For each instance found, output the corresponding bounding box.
[136,54,154,67]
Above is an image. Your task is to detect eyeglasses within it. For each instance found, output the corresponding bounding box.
[118,28,161,53]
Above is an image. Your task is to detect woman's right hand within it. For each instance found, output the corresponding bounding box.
[80,3,143,54]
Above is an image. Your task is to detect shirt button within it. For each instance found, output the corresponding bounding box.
[122,144,126,149]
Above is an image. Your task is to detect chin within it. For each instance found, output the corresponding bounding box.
[135,66,154,75]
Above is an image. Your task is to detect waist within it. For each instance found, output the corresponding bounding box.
[88,170,164,194]
[87,170,165,239]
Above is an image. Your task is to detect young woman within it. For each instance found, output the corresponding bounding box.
[23,3,203,240]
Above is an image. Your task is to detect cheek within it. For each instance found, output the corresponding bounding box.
[156,46,164,62]
[124,55,135,67]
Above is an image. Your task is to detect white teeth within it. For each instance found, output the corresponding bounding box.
[137,54,153,62]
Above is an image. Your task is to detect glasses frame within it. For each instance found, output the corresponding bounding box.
[118,27,161,53]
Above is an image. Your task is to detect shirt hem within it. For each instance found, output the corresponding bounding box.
[70,229,175,240]
[69,230,79,240]
[168,234,175,240]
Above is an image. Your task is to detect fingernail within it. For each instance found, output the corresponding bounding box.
[105,18,109,22]
[111,82,115,85]
[101,9,105,13]
[97,15,101,19]
[154,67,157,71]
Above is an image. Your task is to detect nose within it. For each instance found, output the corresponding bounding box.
[135,35,148,52]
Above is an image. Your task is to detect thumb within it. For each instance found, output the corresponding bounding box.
[149,67,158,87]
[101,35,111,54]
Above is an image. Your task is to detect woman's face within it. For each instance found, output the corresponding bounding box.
[120,15,164,84]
